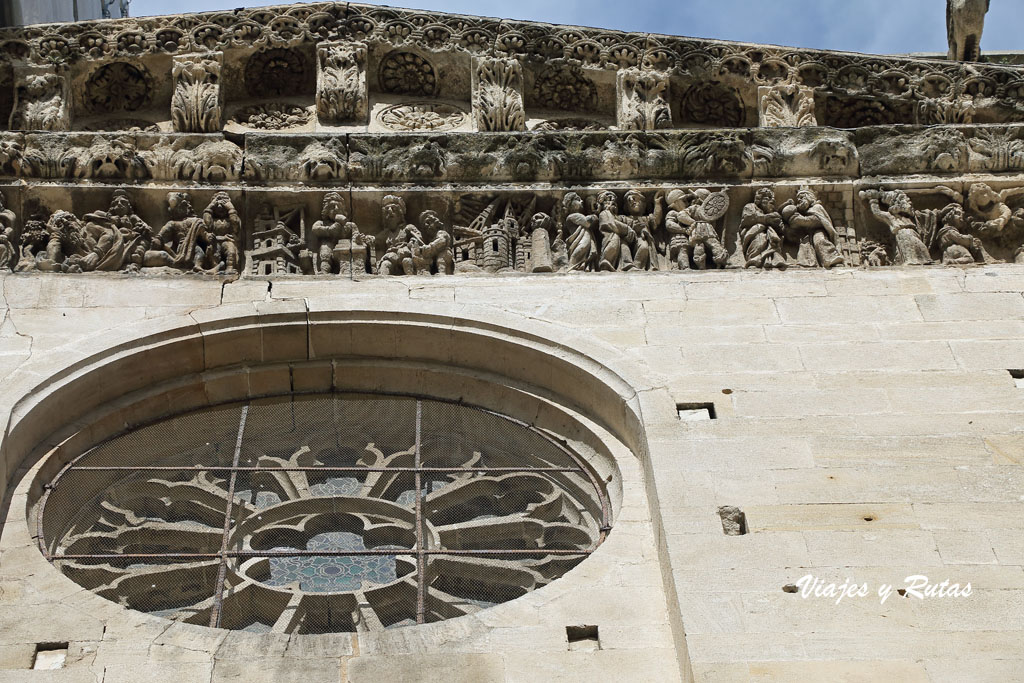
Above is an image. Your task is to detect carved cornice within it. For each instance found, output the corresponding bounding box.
[1,2,1022,112]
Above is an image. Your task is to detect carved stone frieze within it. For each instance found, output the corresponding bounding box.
[316,41,368,125]
[1,2,1022,129]
[616,69,671,131]
[473,57,526,132]
[171,52,223,134]
[758,85,817,128]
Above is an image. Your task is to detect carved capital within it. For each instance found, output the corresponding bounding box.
[472,57,526,132]
[10,66,70,131]
[171,52,223,134]
[758,84,817,128]
[316,41,368,125]
[616,68,671,131]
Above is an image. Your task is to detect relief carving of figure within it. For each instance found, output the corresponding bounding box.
[143,192,210,271]
[377,195,422,276]
[310,192,365,275]
[934,202,988,265]
[738,188,786,270]
[558,192,598,272]
[780,187,844,269]
[664,189,730,270]
[620,190,663,271]
[596,191,635,272]
[202,192,241,275]
[860,189,933,266]
[965,183,1024,261]
[0,191,16,270]
[413,210,454,275]
[70,189,153,272]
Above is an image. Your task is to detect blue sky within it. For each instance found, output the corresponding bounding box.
[131,0,1020,55]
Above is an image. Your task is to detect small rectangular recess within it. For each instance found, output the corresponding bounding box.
[566,624,600,651]
[32,643,68,670]
[1009,370,1024,388]
[676,402,716,421]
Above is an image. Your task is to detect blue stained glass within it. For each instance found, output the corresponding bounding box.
[265,532,405,592]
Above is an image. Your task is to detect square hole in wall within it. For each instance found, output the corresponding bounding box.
[1009,370,1024,388]
[566,625,600,651]
[32,643,68,670]
[676,403,716,421]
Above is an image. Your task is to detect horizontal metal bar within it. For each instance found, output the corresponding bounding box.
[66,466,583,473]
[49,548,594,560]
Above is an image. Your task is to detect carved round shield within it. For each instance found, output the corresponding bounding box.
[698,190,730,222]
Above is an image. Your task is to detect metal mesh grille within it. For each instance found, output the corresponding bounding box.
[39,393,609,634]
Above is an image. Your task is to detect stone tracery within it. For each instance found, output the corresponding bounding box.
[40,395,607,633]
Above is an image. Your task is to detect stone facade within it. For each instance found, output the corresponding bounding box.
[0,3,1023,683]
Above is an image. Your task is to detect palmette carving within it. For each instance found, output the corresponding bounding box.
[171,53,223,133]
[316,41,368,124]
[616,69,671,131]
[759,85,817,128]
[473,58,526,132]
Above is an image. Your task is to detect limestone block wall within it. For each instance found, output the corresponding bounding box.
[0,266,1022,682]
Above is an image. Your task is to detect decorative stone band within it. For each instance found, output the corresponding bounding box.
[2,123,1024,185]
[1,3,1023,122]
[1,175,1023,276]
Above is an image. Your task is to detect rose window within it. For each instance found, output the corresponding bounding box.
[38,394,609,633]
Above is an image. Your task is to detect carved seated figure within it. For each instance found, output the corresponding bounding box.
[202,192,242,275]
[311,192,367,275]
[936,203,987,265]
[377,224,424,276]
[412,210,454,275]
[144,192,210,271]
[780,187,844,269]
[738,188,786,270]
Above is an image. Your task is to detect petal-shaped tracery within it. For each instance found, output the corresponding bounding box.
[39,393,609,634]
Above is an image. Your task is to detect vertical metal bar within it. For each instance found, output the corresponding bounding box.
[414,400,425,624]
[209,405,248,629]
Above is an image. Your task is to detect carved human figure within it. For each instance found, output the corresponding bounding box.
[596,191,635,272]
[665,189,729,270]
[0,191,16,270]
[965,183,1024,261]
[780,188,844,269]
[38,210,86,272]
[947,0,989,62]
[64,190,153,272]
[144,192,210,271]
[413,210,455,275]
[620,190,663,271]
[935,203,987,265]
[860,189,933,266]
[559,192,598,272]
[202,192,242,275]
[738,188,787,270]
[377,224,424,276]
[311,192,361,274]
